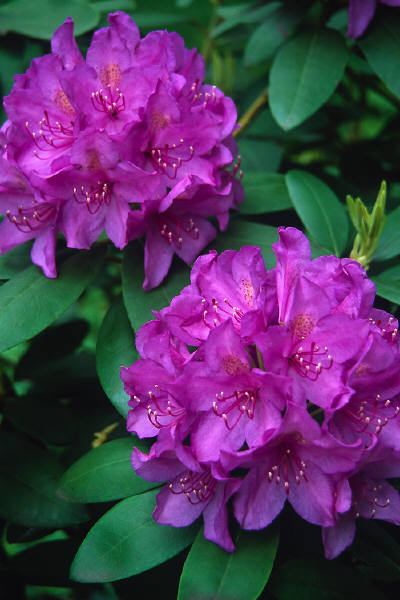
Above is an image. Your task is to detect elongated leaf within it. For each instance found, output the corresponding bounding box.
[122,242,189,332]
[372,265,400,304]
[0,243,32,279]
[70,488,198,582]
[0,431,88,528]
[0,0,100,39]
[241,173,292,214]
[361,13,400,99]
[269,28,348,130]
[374,206,400,261]
[96,297,138,417]
[244,1,307,66]
[239,139,282,173]
[178,526,279,600]
[269,557,387,600]
[212,220,278,269]
[58,437,155,503]
[285,170,349,256]
[0,246,105,353]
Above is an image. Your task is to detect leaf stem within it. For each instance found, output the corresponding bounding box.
[234,87,269,139]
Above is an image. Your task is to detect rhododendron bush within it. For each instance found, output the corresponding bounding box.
[0,1,400,599]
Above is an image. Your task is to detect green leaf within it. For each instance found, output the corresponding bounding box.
[360,13,400,99]
[269,28,348,130]
[244,1,307,66]
[374,206,400,261]
[15,319,88,379]
[70,488,198,582]
[0,245,105,353]
[212,220,278,269]
[269,557,387,600]
[0,243,32,279]
[372,265,400,304]
[178,525,279,600]
[58,437,155,503]
[0,431,88,528]
[241,173,292,214]
[285,170,349,256]
[0,0,100,39]
[96,297,138,418]
[212,2,280,38]
[239,139,282,173]
[122,242,189,332]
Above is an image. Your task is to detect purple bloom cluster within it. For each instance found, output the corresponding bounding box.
[0,12,242,288]
[121,227,400,556]
[348,0,400,38]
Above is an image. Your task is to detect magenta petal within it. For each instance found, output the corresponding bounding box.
[31,228,57,278]
[348,0,376,38]
[322,514,356,559]
[153,482,205,526]
[143,223,174,290]
[51,18,83,70]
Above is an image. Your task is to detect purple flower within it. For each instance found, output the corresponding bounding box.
[122,227,400,553]
[347,0,400,39]
[0,12,242,284]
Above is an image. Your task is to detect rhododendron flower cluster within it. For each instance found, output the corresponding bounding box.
[0,12,242,288]
[121,227,400,556]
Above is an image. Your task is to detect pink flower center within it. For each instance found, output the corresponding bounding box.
[149,138,194,179]
[169,469,216,504]
[132,384,185,430]
[213,387,258,430]
[6,201,56,232]
[289,341,333,381]
[369,315,399,344]
[73,181,112,214]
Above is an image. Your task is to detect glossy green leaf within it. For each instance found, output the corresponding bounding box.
[241,173,292,214]
[212,220,278,269]
[269,557,387,600]
[70,488,198,582]
[372,265,400,304]
[269,28,348,130]
[374,206,400,261]
[361,13,400,99]
[212,2,280,38]
[178,526,279,600]
[58,437,155,503]
[239,139,282,173]
[0,245,105,353]
[96,297,138,417]
[0,431,88,528]
[285,170,349,256]
[122,242,189,332]
[0,243,32,279]
[244,1,307,65]
[0,0,100,39]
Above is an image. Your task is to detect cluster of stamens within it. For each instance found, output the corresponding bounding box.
[213,388,257,430]
[267,445,308,495]
[202,297,244,329]
[133,385,185,429]
[352,480,391,518]
[6,202,56,233]
[290,341,333,381]
[26,111,74,157]
[169,470,216,504]
[159,216,199,249]
[369,315,399,344]
[73,181,112,214]
[188,79,218,109]
[149,138,194,179]
[91,85,125,117]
